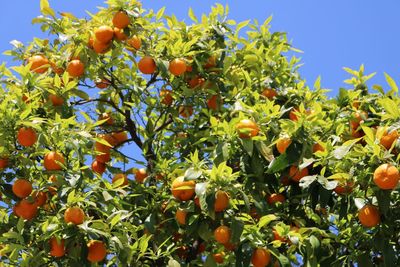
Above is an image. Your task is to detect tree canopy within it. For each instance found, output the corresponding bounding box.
[0,0,399,266]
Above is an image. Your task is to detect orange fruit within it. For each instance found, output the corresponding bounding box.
[0,158,8,169]
[67,59,85,77]
[160,89,173,105]
[273,229,286,242]
[334,181,354,195]
[12,179,33,198]
[379,128,399,149]
[251,248,271,267]
[267,193,285,204]
[188,75,205,89]
[96,152,111,163]
[373,163,399,190]
[350,111,368,130]
[17,127,37,147]
[169,58,187,76]
[358,204,380,228]
[112,11,130,29]
[204,55,217,69]
[214,226,231,245]
[312,143,325,153]
[96,79,110,89]
[236,119,259,139]
[175,209,187,225]
[33,191,47,206]
[50,62,64,75]
[87,240,107,263]
[28,55,49,73]
[289,109,299,121]
[93,39,111,54]
[289,166,309,182]
[179,106,193,118]
[261,88,278,99]
[171,177,196,201]
[95,25,114,44]
[112,173,128,187]
[91,160,106,175]
[98,113,114,126]
[44,151,65,171]
[64,207,85,225]
[207,95,221,111]
[14,199,38,220]
[113,27,127,41]
[49,237,65,257]
[111,131,128,145]
[48,94,64,106]
[276,138,291,154]
[213,252,225,264]
[214,190,229,212]
[138,56,156,74]
[134,168,147,183]
[127,35,142,50]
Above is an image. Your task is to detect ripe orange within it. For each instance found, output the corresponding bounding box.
[93,39,111,54]
[14,199,38,220]
[251,248,271,267]
[49,237,65,257]
[213,252,225,264]
[28,55,49,73]
[289,109,299,121]
[64,207,85,225]
[188,75,205,89]
[127,36,142,50]
[334,181,354,195]
[373,163,399,190]
[95,26,114,44]
[138,56,156,74]
[204,56,217,69]
[312,143,325,153]
[96,79,110,89]
[261,88,278,99]
[358,205,380,228]
[112,173,128,187]
[67,59,85,77]
[207,95,221,111]
[214,190,229,212]
[214,226,231,244]
[169,58,187,76]
[273,229,286,242]
[276,138,291,154]
[289,166,309,182]
[0,158,8,169]
[98,113,114,126]
[12,179,33,198]
[87,240,107,263]
[113,27,127,41]
[94,139,112,153]
[44,151,65,171]
[267,193,285,204]
[379,128,399,149]
[171,177,196,201]
[96,152,111,163]
[160,89,173,105]
[33,191,47,206]
[111,131,128,145]
[134,168,147,183]
[350,111,368,130]
[179,106,193,118]
[17,127,37,147]
[112,11,130,29]
[48,94,64,106]
[50,62,64,75]
[91,160,106,175]
[235,119,259,139]
[175,209,187,225]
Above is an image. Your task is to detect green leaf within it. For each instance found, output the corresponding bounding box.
[188,8,198,23]
[384,72,398,95]
[231,219,244,243]
[258,214,277,228]
[40,0,55,17]
[236,20,250,34]
[156,7,165,20]
[67,190,76,204]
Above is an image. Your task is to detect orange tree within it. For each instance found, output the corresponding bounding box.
[0,0,399,266]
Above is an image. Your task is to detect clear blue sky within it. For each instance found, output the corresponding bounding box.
[0,0,399,94]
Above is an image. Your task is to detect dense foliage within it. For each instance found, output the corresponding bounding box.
[0,0,399,266]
